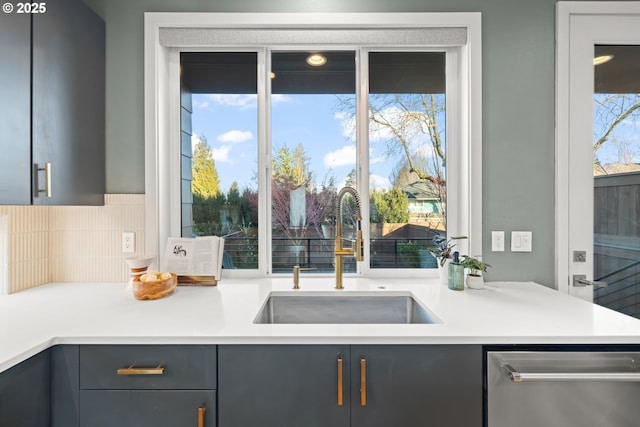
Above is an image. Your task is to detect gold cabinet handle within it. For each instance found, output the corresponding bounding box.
[37,162,52,198]
[198,406,206,427]
[116,365,165,375]
[360,357,367,407]
[337,357,343,406]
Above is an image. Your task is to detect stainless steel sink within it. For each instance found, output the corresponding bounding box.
[253,292,440,324]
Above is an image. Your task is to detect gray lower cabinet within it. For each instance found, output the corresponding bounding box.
[51,345,80,426]
[0,350,49,427]
[79,345,216,427]
[7,343,479,426]
[218,344,482,427]
[80,390,215,427]
[51,344,217,427]
[350,345,482,427]
[219,345,351,427]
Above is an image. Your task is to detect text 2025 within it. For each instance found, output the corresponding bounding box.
[17,2,46,13]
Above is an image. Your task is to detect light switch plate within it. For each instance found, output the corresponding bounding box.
[511,231,532,252]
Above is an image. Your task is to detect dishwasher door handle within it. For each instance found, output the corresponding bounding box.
[502,363,640,382]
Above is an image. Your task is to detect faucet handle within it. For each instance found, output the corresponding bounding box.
[293,265,316,289]
[355,229,364,262]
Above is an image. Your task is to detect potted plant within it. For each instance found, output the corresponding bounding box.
[428,235,467,284]
[461,255,491,289]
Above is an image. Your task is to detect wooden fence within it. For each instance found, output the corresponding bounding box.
[594,172,640,318]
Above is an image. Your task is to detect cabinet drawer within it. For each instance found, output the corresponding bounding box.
[80,390,215,427]
[80,345,216,390]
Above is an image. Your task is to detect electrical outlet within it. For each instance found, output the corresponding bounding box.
[491,231,505,252]
[122,232,135,253]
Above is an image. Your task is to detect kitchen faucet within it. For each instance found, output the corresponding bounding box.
[334,186,364,289]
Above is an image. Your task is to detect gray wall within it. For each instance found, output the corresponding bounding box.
[82,0,609,287]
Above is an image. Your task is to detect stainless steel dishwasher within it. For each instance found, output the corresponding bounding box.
[487,351,640,427]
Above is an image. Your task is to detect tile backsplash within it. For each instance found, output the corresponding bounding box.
[0,194,145,294]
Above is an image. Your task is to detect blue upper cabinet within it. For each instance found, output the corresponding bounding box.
[0,0,105,205]
[0,11,31,204]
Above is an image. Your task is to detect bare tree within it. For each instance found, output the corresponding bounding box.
[337,93,447,229]
[337,93,446,185]
[593,94,640,172]
[372,94,445,184]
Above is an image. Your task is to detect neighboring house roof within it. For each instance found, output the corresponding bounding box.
[595,163,640,176]
[402,180,442,201]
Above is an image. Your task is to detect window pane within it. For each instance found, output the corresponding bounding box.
[593,45,640,317]
[368,52,447,269]
[271,51,356,273]
[180,52,259,269]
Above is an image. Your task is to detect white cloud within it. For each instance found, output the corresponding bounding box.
[191,134,234,164]
[335,112,356,141]
[272,94,294,105]
[335,107,414,142]
[414,143,436,159]
[191,134,206,151]
[370,174,391,190]
[193,99,210,110]
[369,106,418,142]
[203,93,293,109]
[217,130,253,143]
[207,94,257,109]
[211,145,232,163]
[370,154,387,164]
[324,145,356,168]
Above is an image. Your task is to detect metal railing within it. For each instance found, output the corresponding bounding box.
[222,236,438,272]
[594,252,640,319]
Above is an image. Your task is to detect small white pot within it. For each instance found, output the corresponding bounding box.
[466,274,484,289]
[437,258,451,285]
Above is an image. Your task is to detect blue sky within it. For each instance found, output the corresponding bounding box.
[191,93,400,193]
[593,94,640,166]
[191,92,639,193]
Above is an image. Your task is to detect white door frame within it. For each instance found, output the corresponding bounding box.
[556,2,640,299]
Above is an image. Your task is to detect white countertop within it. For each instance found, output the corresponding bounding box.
[2,277,640,373]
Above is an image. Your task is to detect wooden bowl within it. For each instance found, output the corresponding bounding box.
[132,273,177,300]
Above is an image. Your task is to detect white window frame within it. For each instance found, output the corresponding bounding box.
[144,13,482,277]
[359,46,460,278]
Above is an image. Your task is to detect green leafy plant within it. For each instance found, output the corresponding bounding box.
[428,235,468,266]
[461,256,491,276]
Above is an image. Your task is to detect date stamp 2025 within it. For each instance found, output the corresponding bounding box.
[3,2,47,14]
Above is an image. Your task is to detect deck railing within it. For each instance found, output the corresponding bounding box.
[593,172,640,319]
[222,236,438,272]
[594,247,640,319]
